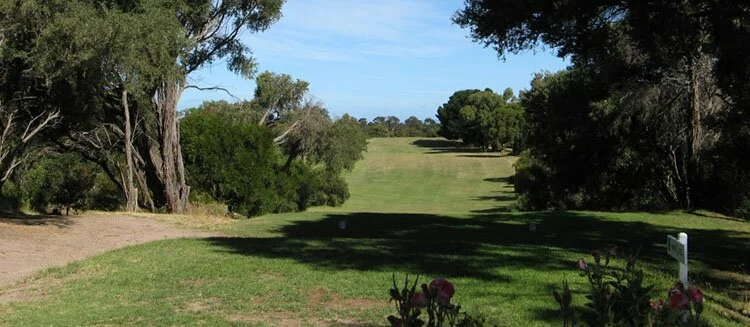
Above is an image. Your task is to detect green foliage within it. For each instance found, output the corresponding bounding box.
[311,114,367,173]
[181,108,280,216]
[455,0,750,217]
[557,249,710,327]
[87,173,124,211]
[0,180,23,212]
[355,116,440,138]
[436,89,524,151]
[180,105,360,217]
[23,153,98,214]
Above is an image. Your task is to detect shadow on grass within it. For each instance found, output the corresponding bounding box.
[205,211,749,280]
[410,139,485,154]
[471,195,517,202]
[456,154,507,158]
[0,211,73,228]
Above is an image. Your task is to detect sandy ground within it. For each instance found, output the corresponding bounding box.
[0,213,214,288]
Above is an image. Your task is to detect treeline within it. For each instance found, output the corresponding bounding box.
[455,1,750,218]
[355,116,440,138]
[0,1,368,217]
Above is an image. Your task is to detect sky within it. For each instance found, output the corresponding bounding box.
[178,0,570,121]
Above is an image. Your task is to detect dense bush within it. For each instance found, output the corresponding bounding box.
[513,68,739,214]
[21,153,120,214]
[181,109,280,216]
[180,107,357,217]
[0,180,23,212]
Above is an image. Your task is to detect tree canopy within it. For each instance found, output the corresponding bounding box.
[456,0,750,217]
[436,88,524,151]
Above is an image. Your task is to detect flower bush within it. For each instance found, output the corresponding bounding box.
[387,275,483,327]
[552,247,708,326]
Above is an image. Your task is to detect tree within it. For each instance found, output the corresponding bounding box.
[455,0,749,215]
[181,108,280,216]
[436,89,525,150]
[436,89,481,140]
[22,0,190,212]
[403,116,425,137]
[135,0,285,213]
[24,153,97,215]
[311,114,367,173]
[423,118,440,137]
[0,2,63,192]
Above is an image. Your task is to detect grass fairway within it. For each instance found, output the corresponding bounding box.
[1,138,748,326]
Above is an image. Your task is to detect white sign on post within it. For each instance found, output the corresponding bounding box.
[667,233,689,287]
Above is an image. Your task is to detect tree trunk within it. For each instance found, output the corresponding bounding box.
[148,79,190,213]
[122,90,138,212]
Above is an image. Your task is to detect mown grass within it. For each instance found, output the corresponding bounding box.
[0,137,748,326]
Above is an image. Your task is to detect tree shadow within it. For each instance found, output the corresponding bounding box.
[410,139,484,154]
[456,154,507,158]
[0,211,74,228]
[474,176,518,212]
[470,195,517,202]
[205,211,748,280]
[204,211,749,324]
[484,176,515,185]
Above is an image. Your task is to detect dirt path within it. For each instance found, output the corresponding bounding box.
[0,213,214,288]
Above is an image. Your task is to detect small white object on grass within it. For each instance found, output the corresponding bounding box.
[338,221,347,230]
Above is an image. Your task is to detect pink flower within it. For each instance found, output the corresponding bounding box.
[429,278,455,305]
[576,258,588,271]
[688,287,704,303]
[668,288,689,309]
[650,299,664,311]
[409,292,427,308]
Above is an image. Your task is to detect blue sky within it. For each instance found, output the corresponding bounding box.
[179,0,570,120]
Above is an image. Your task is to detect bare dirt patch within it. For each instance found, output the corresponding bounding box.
[306,287,386,311]
[182,297,223,313]
[0,213,216,292]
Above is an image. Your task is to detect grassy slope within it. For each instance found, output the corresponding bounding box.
[1,138,748,326]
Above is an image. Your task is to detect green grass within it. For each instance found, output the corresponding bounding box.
[1,137,748,326]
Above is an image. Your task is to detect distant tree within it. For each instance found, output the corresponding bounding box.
[436,89,524,150]
[312,114,368,173]
[423,118,440,137]
[436,89,481,140]
[403,116,425,137]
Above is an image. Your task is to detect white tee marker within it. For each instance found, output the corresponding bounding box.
[667,232,689,287]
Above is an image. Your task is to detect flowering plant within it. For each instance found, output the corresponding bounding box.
[646,281,706,326]
[387,274,483,327]
[553,247,709,327]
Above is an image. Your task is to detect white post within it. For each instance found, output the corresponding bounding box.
[679,232,688,287]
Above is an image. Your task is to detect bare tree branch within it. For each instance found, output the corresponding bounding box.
[184,85,240,101]
[21,109,60,143]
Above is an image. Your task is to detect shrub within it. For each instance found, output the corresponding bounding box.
[23,153,97,214]
[387,275,484,327]
[86,172,123,211]
[0,180,23,212]
[553,247,708,327]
